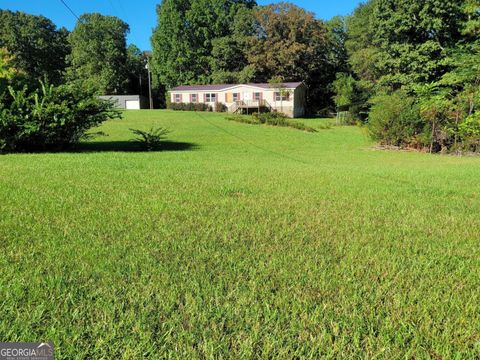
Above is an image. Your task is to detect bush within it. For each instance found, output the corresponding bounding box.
[168,102,212,112]
[226,115,260,125]
[335,111,357,126]
[332,73,372,123]
[454,113,480,153]
[130,127,170,151]
[228,112,317,132]
[368,89,480,153]
[0,81,120,153]
[215,102,227,113]
[253,112,289,126]
[255,112,317,132]
[368,91,425,147]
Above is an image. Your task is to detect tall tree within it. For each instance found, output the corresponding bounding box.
[326,16,349,76]
[338,0,469,120]
[371,0,466,88]
[209,4,258,83]
[337,0,480,152]
[0,10,69,84]
[0,48,23,101]
[332,1,379,119]
[67,13,129,94]
[151,0,256,89]
[247,3,327,81]
[151,0,199,88]
[0,48,21,80]
[125,44,149,96]
[463,0,480,36]
[344,1,380,83]
[247,3,330,111]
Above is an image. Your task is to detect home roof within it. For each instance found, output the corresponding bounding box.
[171,82,303,92]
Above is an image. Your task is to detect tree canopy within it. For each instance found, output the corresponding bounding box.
[151,0,256,89]
[66,13,130,95]
[151,1,341,112]
[333,0,480,152]
[0,10,69,84]
[125,44,149,96]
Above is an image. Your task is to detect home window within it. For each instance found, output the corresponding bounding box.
[191,94,198,103]
[253,92,261,101]
[233,93,239,102]
[205,93,217,102]
[174,94,182,103]
[275,92,289,101]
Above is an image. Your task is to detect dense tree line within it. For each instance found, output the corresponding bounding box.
[0,10,148,97]
[151,1,346,112]
[0,10,69,86]
[334,0,480,153]
[1,4,348,112]
[0,10,133,152]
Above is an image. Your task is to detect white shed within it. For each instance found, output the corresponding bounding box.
[99,95,148,110]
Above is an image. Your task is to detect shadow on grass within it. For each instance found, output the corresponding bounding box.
[76,140,198,153]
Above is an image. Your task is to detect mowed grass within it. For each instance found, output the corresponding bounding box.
[1,110,479,359]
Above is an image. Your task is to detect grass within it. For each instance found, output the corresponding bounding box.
[1,110,479,358]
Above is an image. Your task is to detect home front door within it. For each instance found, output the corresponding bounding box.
[243,92,252,103]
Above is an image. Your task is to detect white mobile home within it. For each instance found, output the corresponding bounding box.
[170,82,306,118]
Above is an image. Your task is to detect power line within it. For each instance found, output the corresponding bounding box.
[58,0,80,21]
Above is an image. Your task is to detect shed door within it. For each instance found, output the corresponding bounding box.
[125,100,140,110]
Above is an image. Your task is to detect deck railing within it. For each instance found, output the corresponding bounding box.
[228,100,272,113]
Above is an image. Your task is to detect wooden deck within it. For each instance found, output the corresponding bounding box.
[229,100,272,114]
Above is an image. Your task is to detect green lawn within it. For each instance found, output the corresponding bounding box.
[1,110,479,358]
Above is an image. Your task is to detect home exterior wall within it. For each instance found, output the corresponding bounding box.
[293,85,307,118]
[268,88,295,117]
[170,85,272,107]
[169,83,305,118]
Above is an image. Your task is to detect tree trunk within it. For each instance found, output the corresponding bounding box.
[454,111,459,147]
[430,120,436,153]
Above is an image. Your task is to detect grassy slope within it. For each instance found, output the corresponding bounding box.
[0,110,479,358]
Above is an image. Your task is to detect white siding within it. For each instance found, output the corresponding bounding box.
[170,83,306,118]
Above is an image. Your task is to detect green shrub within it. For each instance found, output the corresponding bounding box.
[228,112,317,132]
[256,112,317,132]
[168,102,212,112]
[455,113,480,153]
[130,127,170,151]
[215,102,227,113]
[0,81,120,153]
[332,74,372,123]
[368,90,480,153]
[335,111,357,126]
[254,112,289,126]
[226,115,260,125]
[368,91,425,147]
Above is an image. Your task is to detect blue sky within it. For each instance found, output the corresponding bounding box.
[1,0,363,51]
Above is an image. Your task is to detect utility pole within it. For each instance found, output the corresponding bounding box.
[145,61,153,109]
